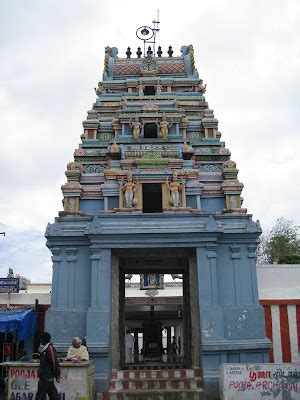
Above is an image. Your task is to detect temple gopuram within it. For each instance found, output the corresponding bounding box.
[45,25,270,400]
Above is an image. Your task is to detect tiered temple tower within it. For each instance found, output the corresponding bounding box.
[45,43,270,399]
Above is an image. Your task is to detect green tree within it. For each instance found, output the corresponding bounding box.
[15,274,31,290]
[257,218,299,264]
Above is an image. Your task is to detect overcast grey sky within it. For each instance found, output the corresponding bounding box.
[0,0,299,281]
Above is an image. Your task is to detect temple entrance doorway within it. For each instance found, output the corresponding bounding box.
[144,123,158,138]
[112,249,200,370]
[124,275,184,365]
[142,184,162,213]
[144,86,156,95]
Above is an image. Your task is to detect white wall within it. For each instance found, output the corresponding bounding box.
[257,264,300,300]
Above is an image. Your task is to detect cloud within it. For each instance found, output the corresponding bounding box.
[0,224,51,282]
[0,0,299,280]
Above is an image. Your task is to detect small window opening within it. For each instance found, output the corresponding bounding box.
[142,184,162,213]
[144,123,158,139]
[144,86,156,95]
[208,128,214,138]
[88,131,94,139]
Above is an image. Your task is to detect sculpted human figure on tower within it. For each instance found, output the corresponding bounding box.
[129,116,143,140]
[157,114,173,140]
[122,171,136,208]
[166,172,182,207]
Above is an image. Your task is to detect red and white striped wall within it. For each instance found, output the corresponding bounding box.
[261,300,300,363]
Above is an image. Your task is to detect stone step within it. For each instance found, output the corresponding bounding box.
[97,389,205,400]
[101,368,205,400]
[112,368,201,380]
[109,377,202,391]
[127,364,185,370]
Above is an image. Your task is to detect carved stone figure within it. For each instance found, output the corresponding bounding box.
[156,82,163,95]
[129,116,143,140]
[183,142,192,153]
[157,114,173,140]
[224,160,237,169]
[7,268,14,278]
[229,196,239,209]
[166,172,182,207]
[148,274,157,287]
[67,197,76,212]
[122,171,136,208]
[137,83,144,96]
[110,143,120,153]
[197,80,206,93]
[96,82,108,95]
[176,143,183,159]
[142,55,157,72]
[67,162,81,171]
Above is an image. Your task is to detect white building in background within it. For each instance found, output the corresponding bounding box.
[257,264,300,364]
[0,266,299,363]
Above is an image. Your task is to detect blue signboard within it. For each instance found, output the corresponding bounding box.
[140,274,164,290]
[0,278,19,293]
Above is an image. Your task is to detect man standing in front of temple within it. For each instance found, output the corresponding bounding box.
[36,332,60,400]
[124,329,135,363]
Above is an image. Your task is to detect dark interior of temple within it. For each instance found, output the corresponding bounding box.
[144,123,158,138]
[142,183,162,213]
[144,86,156,95]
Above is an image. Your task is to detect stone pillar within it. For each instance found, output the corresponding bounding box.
[196,244,224,343]
[177,322,184,356]
[167,327,171,352]
[86,248,112,348]
[66,247,77,309]
[134,329,139,356]
[104,197,108,211]
[119,180,124,208]
[230,245,241,305]
[112,119,121,139]
[248,244,259,304]
[180,117,189,139]
[181,180,187,208]
[110,255,120,369]
[45,244,87,348]
[196,245,218,305]
[50,247,61,308]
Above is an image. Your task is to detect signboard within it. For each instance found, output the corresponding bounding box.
[140,274,164,290]
[7,361,95,400]
[220,363,300,400]
[0,278,19,293]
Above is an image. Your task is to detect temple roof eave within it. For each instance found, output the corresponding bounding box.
[45,214,261,242]
[100,77,203,85]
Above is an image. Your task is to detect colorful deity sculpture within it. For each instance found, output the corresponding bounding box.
[156,82,163,95]
[129,116,143,140]
[158,114,173,140]
[122,171,136,208]
[166,172,182,207]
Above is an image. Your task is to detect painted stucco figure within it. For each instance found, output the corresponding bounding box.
[122,171,136,208]
[129,116,143,140]
[110,142,120,154]
[166,172,182,207]
[156,82,163,95]
[157,114,173,140]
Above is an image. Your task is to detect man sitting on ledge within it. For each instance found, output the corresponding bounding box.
[67,337,89,361]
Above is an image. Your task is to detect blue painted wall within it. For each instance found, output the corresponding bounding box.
[45,213,270,397]
[201,198,226,212]
[80,199,104,214]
